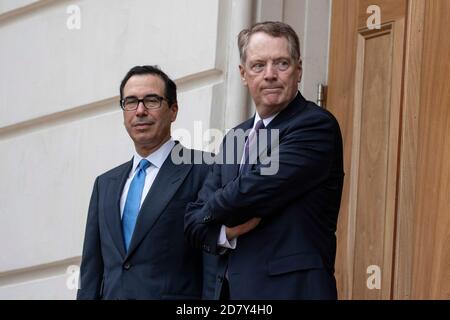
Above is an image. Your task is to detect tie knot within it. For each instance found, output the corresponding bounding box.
[138,159,151,171]
[254,119,265,132]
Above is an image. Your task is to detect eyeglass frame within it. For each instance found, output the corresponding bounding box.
[120,93,169,111]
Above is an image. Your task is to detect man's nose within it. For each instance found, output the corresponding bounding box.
[263,63,277,80]
[135,101,147,116]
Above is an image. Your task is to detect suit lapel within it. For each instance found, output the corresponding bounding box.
[223,117,254,183]
[125,147,193,258]
[255,94,306,170]
[104,159,132,259]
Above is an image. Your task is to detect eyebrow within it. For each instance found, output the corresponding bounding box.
[248,56,291,62]
[123,93,161,99]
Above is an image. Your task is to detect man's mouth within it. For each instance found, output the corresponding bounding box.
[133,122,153,129]
[262,87,282,92]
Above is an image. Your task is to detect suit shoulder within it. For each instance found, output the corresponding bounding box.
[180,147,213,162]
[230,117,254,132]
[181,148,212,179]
[295,100,341,129]
[191,148,213,160]
[97,161,131,181]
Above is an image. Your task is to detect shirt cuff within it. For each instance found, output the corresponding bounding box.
[217,225,237,251]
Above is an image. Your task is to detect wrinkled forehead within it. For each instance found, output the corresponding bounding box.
[245,33,291,62]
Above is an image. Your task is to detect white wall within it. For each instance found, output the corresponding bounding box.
[0,0,331,299]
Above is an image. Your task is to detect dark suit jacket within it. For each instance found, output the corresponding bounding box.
[77,144,213,300]
[185,93,344,299]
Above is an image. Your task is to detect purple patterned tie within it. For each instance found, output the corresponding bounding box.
[240,119,265,174]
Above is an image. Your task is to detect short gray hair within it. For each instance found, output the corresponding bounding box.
[238,21,301,64]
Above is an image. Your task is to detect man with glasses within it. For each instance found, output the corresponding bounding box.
[185,21,344,299]
[77,65,216,299]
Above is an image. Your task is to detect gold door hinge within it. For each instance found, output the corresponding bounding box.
[317,83,327,108]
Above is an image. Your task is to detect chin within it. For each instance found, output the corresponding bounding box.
[262,98,283,108]
[133,134,154,143]
[264,94,283,103]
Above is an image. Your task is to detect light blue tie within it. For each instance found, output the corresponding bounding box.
[122,159,151,251]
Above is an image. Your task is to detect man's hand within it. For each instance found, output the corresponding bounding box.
[225,217,261,241]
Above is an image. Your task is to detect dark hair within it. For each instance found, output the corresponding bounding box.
[119,65,177,106]
[238,21,301,63]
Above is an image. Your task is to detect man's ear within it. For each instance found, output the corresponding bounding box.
[239,65,247,85]
[170,103,178,122]
[297,59,303,83]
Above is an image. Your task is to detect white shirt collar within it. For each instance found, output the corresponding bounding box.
[131,138,175,173]
[253,112,279,129]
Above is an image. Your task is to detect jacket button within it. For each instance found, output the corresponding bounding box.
[203,215,212,223]
[217,275,224,283]
[202,244,211,252]
[123,262,131,270]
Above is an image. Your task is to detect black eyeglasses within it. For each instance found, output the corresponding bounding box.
[120,94,168,111]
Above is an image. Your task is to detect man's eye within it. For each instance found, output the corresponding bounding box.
[277,60,290,70]
[125,98,138,105]
[251,63,265,72]
[144,97,159,104]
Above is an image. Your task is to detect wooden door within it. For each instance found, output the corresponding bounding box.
[327,0,450,299]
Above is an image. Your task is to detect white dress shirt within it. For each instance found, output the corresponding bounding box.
[217,112,279,250]
[120,139,175,218]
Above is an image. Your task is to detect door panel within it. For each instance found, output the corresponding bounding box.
[410,0,450,299]
[328,0,450,300]
[328,0,407,299]
[352,22,404,299]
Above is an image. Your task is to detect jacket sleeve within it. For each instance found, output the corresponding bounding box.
[76,177,104,300]
[185,158,222,255]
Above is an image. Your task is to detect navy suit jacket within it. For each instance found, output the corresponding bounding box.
[185,93,344,299]
[77,144,214,299]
